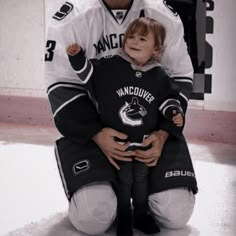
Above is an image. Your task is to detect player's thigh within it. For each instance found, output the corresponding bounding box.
[68,181,117,235]
[149,188,195,229]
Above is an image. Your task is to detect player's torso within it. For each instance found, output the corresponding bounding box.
[70,0,170,59]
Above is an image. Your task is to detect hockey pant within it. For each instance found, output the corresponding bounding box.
[149,135,198,195]
[55,135,198,200]
[55,137,116,200]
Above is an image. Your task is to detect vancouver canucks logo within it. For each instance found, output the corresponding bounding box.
[119,97,147,126]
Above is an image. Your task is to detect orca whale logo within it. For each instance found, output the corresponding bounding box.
[119,97,147,126]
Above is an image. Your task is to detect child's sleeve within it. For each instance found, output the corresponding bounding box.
[159,98,184,122]
[68,49,94,86]
[158,73,184,117]
[157,73,185,135]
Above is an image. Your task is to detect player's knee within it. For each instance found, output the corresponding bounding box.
[149,188,195,229]
[156,207,192,229]
[68,182,117,235]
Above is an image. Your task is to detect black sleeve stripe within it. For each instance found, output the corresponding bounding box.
[54,93,87,118]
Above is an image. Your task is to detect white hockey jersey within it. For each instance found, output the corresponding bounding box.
[45,0,193,85]
[45,0,193,142]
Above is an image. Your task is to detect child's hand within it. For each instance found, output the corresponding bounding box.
[172,110,183,127]
[66,43,81,56]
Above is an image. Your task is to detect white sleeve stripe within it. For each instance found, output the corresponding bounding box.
[73,58,88,73]
[76,64,94,84]
[159,98,180,111]
[53,93,86,118]
[162,105,183,116]
[174,79,193,84]
[180,92,188,103]
[47,84,86,95]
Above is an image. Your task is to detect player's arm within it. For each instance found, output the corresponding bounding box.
[158,73,184,118]
[157,73,185,135]
[45,9,103,144]
[156,2,194,113]
[47,82,103,144]
[158,15,193,133]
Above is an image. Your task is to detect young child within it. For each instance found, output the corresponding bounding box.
[66,17,184,236]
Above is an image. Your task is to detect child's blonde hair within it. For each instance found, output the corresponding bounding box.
[123,17,166,61]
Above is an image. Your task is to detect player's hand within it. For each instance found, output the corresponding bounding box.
[134,130,168,167]
[92,127,134,170]
[172,110,183,127]
[66,43,81,56]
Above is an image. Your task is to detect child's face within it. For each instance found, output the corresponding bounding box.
[124,31,158,66]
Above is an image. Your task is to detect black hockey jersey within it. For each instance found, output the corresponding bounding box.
[68,50,184,144]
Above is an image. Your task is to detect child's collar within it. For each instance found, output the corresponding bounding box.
[118,50,162,72]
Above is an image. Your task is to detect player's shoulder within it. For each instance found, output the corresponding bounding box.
[48,0,101,26]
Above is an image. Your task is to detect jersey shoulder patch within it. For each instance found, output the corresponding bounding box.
[52,1,74,21]
[50,0,100,25]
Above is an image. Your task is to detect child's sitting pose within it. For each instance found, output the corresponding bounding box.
[66,17,184,236]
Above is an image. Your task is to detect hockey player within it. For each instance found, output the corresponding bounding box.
[45,0,198,235]
[66,17,184,235]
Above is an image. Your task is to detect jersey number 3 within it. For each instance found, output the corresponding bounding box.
[45,40,56,61]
